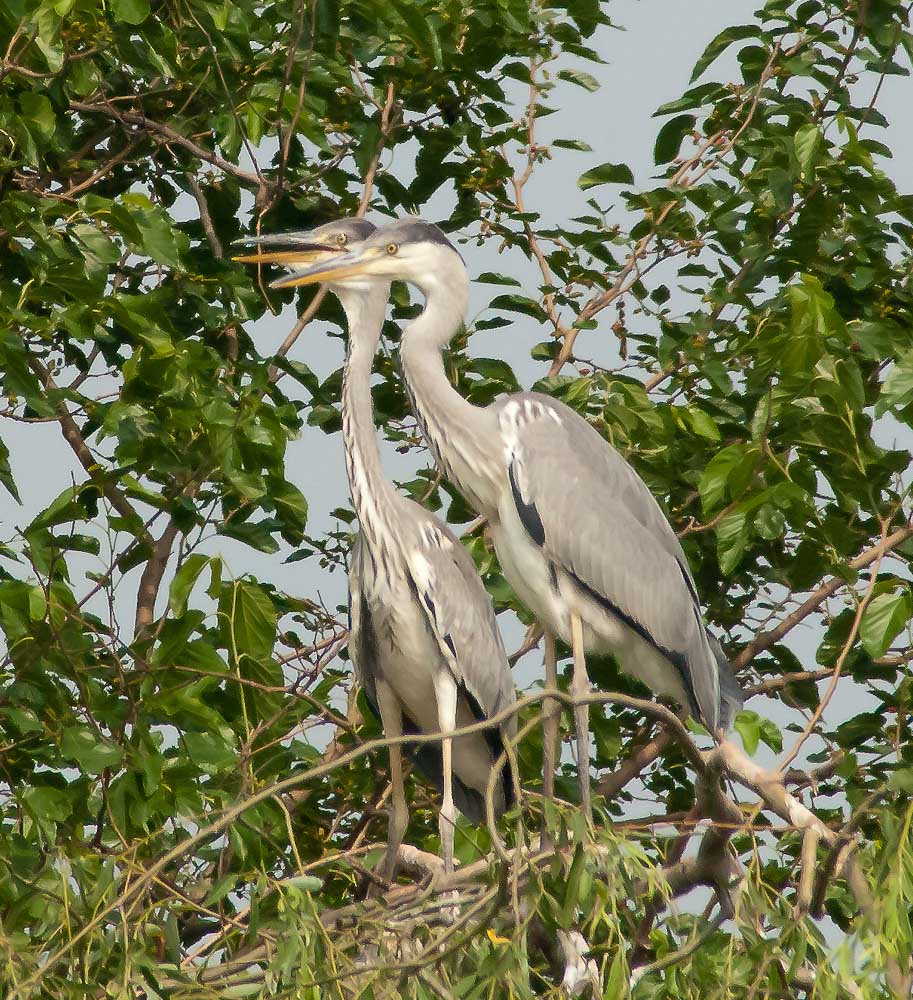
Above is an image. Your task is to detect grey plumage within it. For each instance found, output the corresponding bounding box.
[494,390,729,730]
[244,216,744,822]
[349,526,516,824]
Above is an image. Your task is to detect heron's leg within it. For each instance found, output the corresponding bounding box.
[376,679,408,884]
[570,612,592,823]
[542,630,559,806]
[433,671,459,875]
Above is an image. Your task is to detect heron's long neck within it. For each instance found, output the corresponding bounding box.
[399,276,502,515]
[339,290,406,557]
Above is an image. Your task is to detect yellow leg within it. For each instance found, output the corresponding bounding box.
[570,613,592,823]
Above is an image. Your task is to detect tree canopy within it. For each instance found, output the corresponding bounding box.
[2,0,913,996]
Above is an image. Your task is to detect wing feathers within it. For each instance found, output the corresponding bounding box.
[499,392,740,729]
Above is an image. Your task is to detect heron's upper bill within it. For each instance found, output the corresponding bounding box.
[231,245,337,266]
[266,245,386,289]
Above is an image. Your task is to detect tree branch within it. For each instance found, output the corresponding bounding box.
[25,354,147,540]
[733,519,913,671]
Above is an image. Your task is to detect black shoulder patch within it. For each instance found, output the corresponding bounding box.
[508,462,545,546]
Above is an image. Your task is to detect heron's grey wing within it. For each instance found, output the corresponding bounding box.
[350,533,496,819]
[404,513,517,743]
[498,392,729,729]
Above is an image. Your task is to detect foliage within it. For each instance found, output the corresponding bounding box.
[1,0,913,996]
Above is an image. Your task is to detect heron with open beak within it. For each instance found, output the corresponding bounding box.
[235,220,517,880]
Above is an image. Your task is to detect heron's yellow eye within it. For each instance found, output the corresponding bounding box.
[386,242,399,255]
[336,232,348,246]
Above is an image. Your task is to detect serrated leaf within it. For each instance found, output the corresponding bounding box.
[218,520,280,553]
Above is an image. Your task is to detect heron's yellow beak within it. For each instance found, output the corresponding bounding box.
[266,245,386,290]
[231,245,337,267]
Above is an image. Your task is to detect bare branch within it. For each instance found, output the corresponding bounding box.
[734,519,913,671]
[70,100,265,186]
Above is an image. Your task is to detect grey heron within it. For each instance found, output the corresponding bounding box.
[267,217,744,821]
[235,220,517,878]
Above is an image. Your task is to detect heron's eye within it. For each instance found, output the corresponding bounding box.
[336,232,348,246]
[386,242,399,255]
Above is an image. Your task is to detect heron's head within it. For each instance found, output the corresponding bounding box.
[232,218,378,287]
[262,218,465,297]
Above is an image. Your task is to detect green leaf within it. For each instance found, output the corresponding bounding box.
[690,24,759,82]
[860,591,911,658]
[270,481,309,528]
[767,167,793,211]
[577,161,634,190]
[759,717,783,753]
[222,580,277,660]
[605,952,626,999]
[686,406,721,441]
[734,710,761,755]
[286,874,324,892]
[22,786,72,824]
[557,69,600,92]
[552,139,593,152]
[0,438,20,502]
[169,555,210,617]
[877,351,913,416]
[183,731,236,773]
[654,114,696,165]
[716,508,749,575]
[698,444,756,514]
[218,520,280,553]
[794,124,821,181]
[110,0,149,23]
[20,93,56,139]
[488,294,544,319]
[476,272,521,287]
[61,726,123,774]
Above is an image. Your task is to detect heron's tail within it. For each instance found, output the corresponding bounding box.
[411,745,511,824]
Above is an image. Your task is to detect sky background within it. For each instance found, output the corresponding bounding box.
[2,0,911,771]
